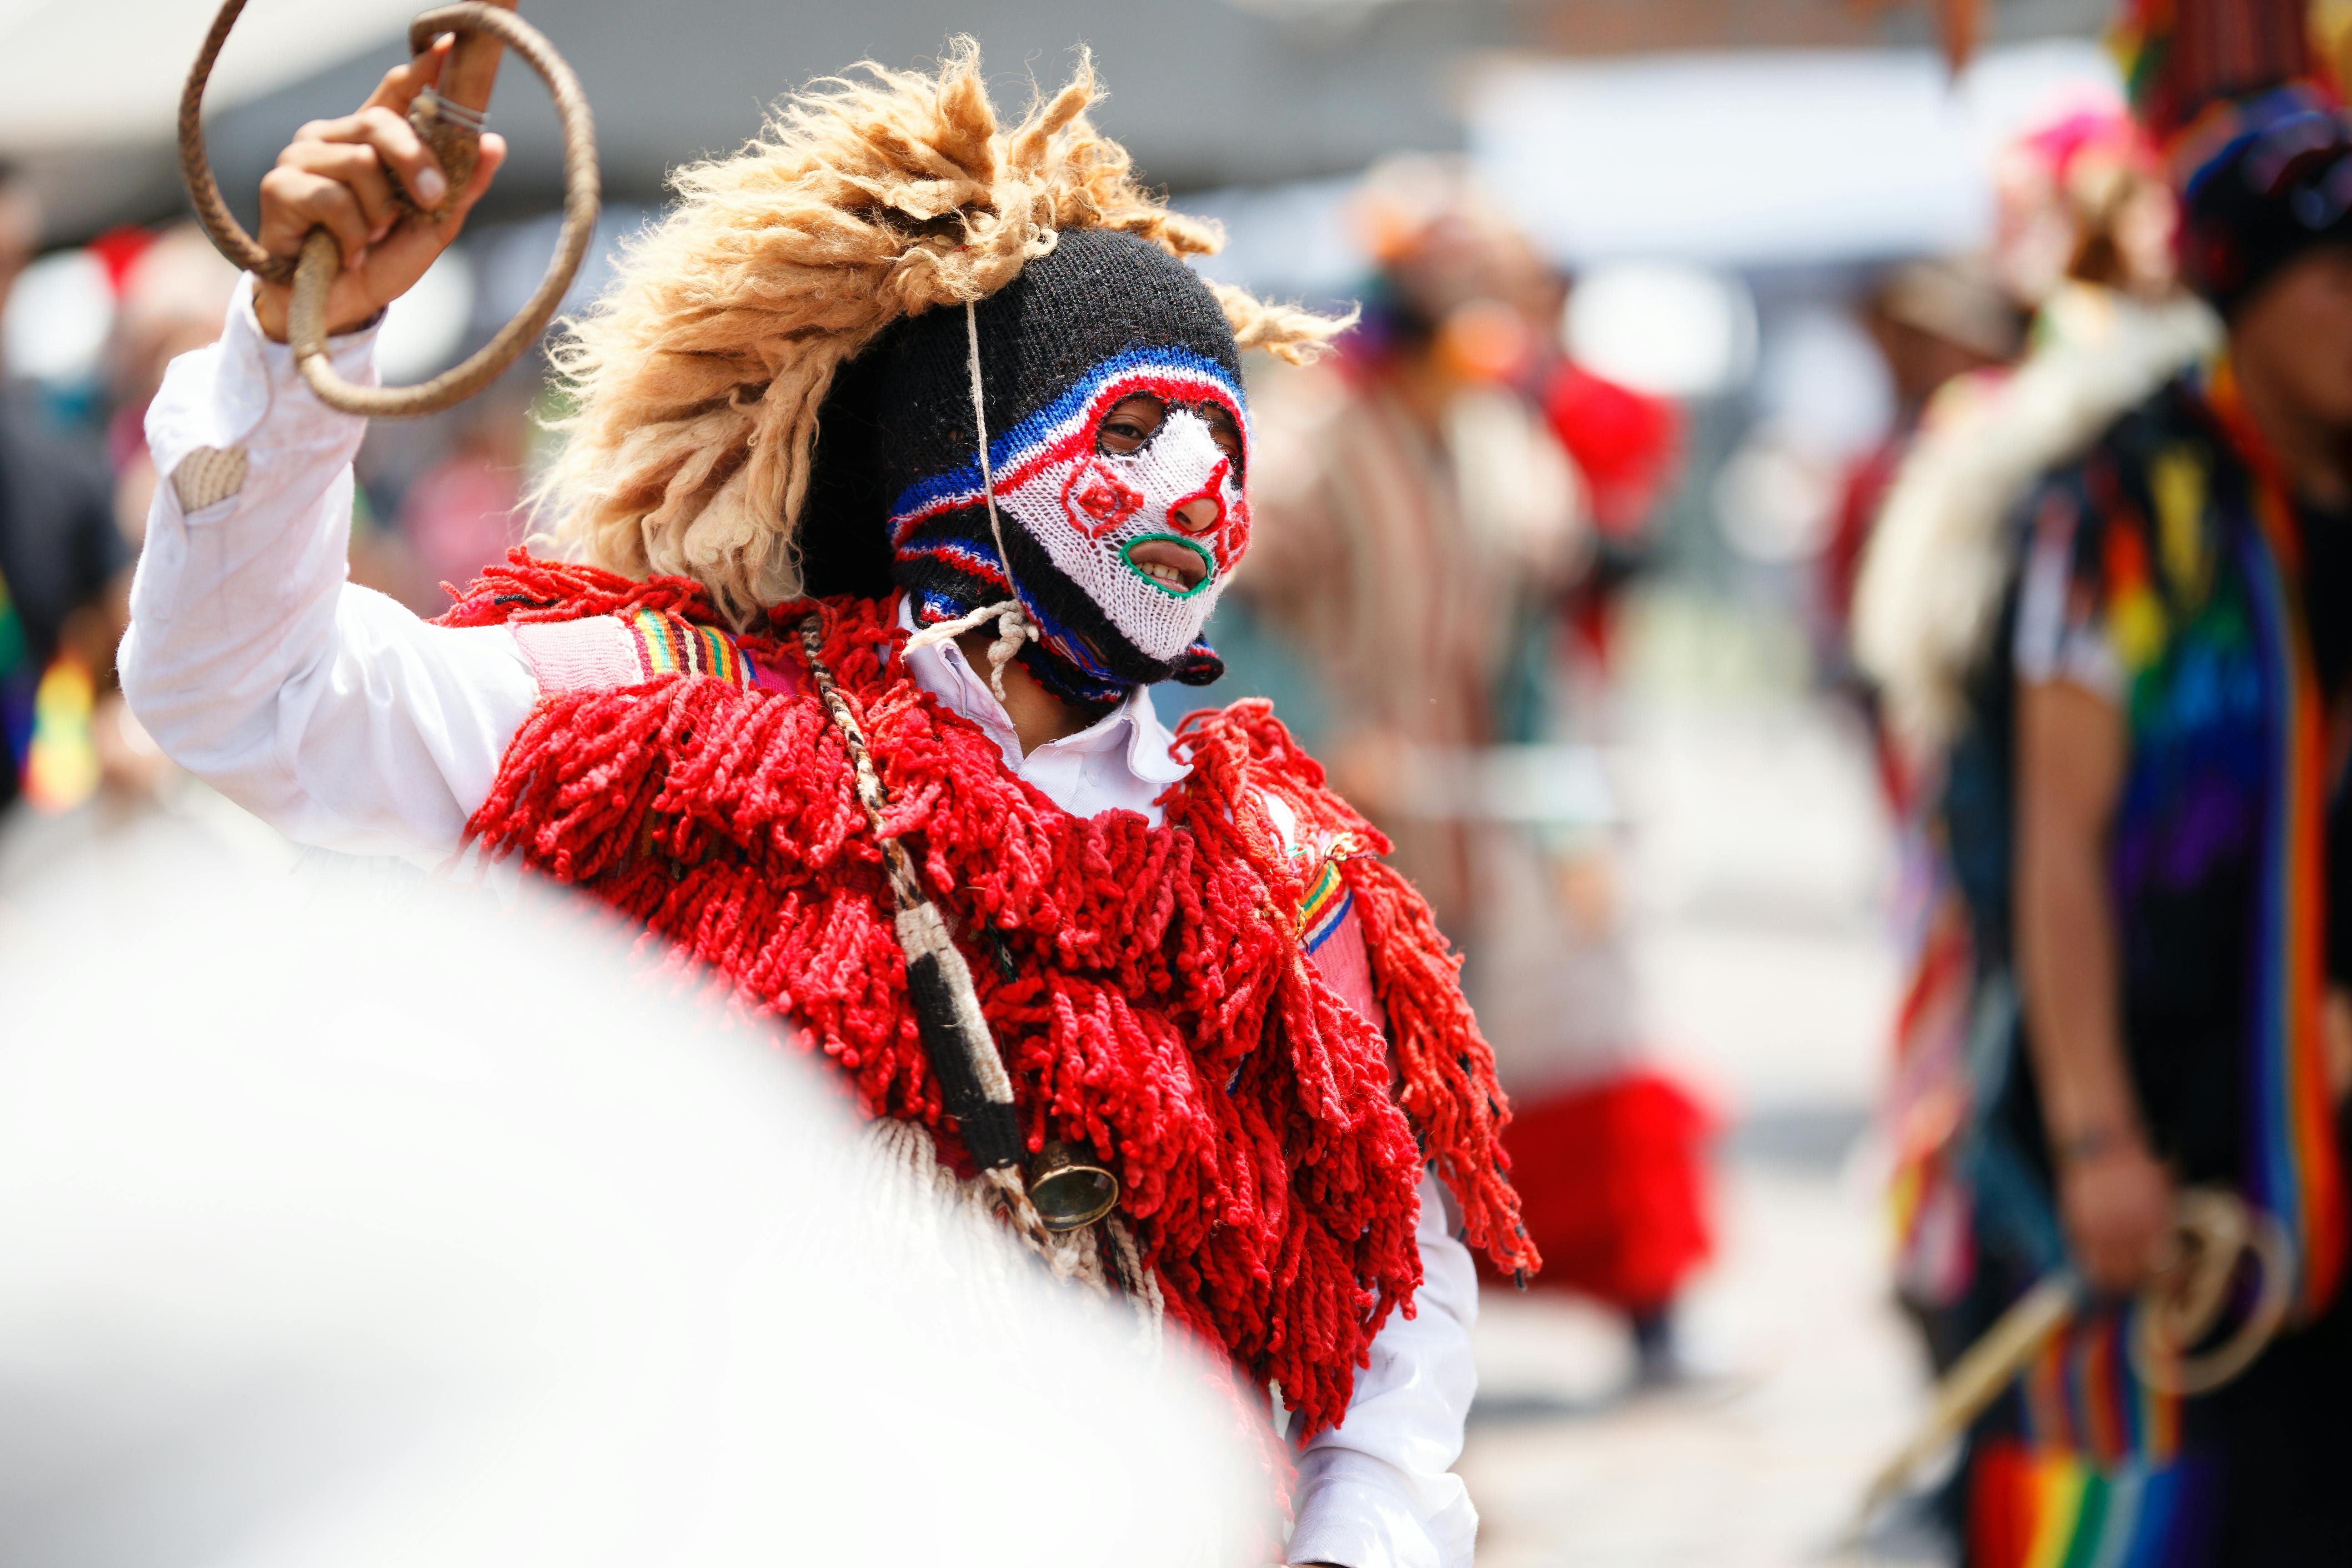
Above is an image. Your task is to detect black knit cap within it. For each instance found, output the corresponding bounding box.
[795,228,1246,710]
[2177,85,2352,319]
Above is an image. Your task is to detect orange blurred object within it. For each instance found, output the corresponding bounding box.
[1938,0,1982,71]
[1435,299,1537,386]
[23,655,99,812]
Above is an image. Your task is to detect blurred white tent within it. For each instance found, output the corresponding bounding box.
[8,0,2113,249]
[1468,38,2124,268]
[6,0,1517,240]
[0,0,421,234]
[1190,39,2125,306]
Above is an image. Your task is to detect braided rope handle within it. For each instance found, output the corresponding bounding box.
[796,616,931,911]
[2130,1187,2296,1397]
[1847,1186,2295,1544]
[178,0,599,417]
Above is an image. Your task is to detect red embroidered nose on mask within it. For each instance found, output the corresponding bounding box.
[986,382,1248,663]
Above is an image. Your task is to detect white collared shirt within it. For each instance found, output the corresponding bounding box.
[894,599,1192,826]
[120,278,1479,1568]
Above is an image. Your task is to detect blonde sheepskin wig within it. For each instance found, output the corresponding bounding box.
[540,40,1348,618]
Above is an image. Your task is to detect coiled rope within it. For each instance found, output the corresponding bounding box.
[1848,1186,2297,1543]
[178,0,599,417]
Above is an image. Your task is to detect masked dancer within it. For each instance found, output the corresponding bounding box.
[120,40,1536,1568]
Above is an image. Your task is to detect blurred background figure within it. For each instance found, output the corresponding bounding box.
[1854,97,2207,1358]
[1843,98,2209,1558]
[389,376,531,612]
[1544,296,1684,690]
[1233,158,1715,1383]
[1851,100,2198,798]
[0,163,130,818]
[1848,1,2352,1561]
[1821,253,2024,735]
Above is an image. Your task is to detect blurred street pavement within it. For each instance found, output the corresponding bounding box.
[1460,597,1944,1568]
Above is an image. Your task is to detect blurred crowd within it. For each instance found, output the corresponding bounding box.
[1832,0,2352,1554]
[0,182,542,830]
[1831,93,2216,1553]
[0,71,2190,1378]
[1220,156,1715,1377]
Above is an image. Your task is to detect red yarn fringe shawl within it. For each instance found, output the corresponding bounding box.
[440,552,1536,1434]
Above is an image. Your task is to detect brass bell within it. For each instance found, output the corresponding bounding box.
[1026,1139,1120,1232]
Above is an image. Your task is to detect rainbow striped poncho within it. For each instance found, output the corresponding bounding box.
[1953,361,2347,1566]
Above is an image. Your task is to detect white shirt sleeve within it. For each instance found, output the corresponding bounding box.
[120,277,539,862]
[1287,1170,1481,1568]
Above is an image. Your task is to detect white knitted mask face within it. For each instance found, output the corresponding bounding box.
[886,355,1252,671]
[1000,397,1246,661]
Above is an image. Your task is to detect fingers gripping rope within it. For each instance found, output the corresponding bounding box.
[179,0,600,417]
[1848,1186,2298,1543]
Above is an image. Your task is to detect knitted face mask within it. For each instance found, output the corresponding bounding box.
[974,358,1251,665]
[844,229,1252,711]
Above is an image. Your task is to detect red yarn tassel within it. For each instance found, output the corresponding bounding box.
[1348,856,1539,1279]
[1170,699,1541,1285]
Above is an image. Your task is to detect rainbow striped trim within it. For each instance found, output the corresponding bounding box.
[2023,1306,2179,1470]
[1292,845,1386,1031]
[1970,1436,2215,1568]
[1299,855,1352,954]
[2235,462,2345,1315]
[624,609,757,688]
[1984,1309,2206,1565]
[2202,360,2347,1318]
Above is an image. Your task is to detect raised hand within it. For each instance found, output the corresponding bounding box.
[252,36,505,343]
